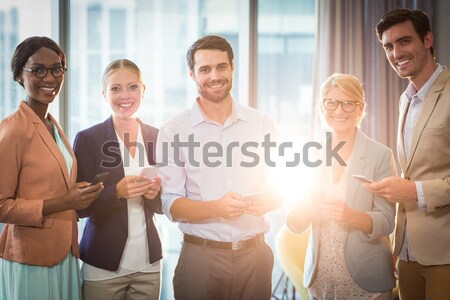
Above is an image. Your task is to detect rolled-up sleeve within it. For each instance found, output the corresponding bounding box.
[161,193,183,222]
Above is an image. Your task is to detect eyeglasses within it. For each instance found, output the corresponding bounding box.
[323,98,361,112]
[22,66,67,78]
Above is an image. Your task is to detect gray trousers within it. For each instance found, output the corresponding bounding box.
[82,271,161,300]
[173,240,274,300]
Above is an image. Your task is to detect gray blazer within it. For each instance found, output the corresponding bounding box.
[291,129,397,292]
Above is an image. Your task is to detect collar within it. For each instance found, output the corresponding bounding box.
[405,63,443,102]
[20,101,54,125]
[189,97,248,127]
[102,115,146,139]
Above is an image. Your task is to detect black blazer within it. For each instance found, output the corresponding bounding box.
[73,116,162,271]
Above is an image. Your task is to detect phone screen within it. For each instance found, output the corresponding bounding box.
[140,166,159,179]
[352,175,374,184]
[91,172,109,185]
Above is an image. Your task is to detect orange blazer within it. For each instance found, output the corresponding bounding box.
[0,101,79,267]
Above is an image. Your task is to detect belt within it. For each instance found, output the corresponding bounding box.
[183,233,264,251]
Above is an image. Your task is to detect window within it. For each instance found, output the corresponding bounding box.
[257,0,316,293]
[258,0,316,141]
[69,1,240,299]
[0,0,59,119]
[0,1,316,298]
[68,0,240,140]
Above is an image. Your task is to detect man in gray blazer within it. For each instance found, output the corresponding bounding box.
[369,8,450,300]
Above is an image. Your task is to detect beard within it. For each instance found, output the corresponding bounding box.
[197,79,233,103]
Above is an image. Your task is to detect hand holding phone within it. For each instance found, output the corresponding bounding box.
[90,172,109,185]
[352,174,374,184]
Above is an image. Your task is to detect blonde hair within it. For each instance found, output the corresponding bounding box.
[102,59,143,92]
[318,73,366,127]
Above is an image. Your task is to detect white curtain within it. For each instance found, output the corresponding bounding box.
[312,0,434,152]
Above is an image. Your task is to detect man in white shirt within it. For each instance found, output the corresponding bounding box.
[156,35,282,300]
[369,8,450,300]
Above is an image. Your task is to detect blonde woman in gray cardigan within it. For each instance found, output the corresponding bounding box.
[287,73,396,300]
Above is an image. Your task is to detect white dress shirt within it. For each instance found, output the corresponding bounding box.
[156,98,277,242]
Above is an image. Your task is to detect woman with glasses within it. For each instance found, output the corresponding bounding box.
[73,59,163,300]
[0,36,103,300]
[286,73,397,299]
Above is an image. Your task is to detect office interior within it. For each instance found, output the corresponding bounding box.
[1,0,449,299]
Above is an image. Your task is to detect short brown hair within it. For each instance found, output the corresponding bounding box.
[186,35,234,71]
[376,8,435,59]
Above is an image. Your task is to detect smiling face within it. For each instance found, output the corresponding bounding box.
[103,69,145,120]
[190,49,234,103]
[19,47,64,107]
[322,86,363,136]
[381,20,433,81]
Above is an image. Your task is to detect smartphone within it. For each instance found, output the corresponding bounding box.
[352,174,374,184]
[242,191,264,203]
[140,166,159,179]
[90,172,109,185]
